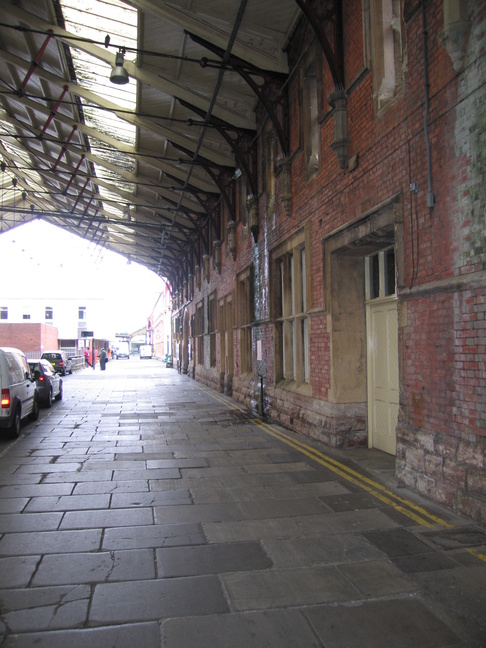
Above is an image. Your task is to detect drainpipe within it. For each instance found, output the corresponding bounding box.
[259,374,264,419]
[422,1,435,209]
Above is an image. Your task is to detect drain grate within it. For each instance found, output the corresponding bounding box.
[423,527,486,550]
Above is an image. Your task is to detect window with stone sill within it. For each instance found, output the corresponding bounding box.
[78,306,86,320]
[239,173,248,227]
[0,307,7,320]
[195,300,204,366]
[219,294,234,377]
[237,267,254,375]
[302,48,322,178]
[45,306,53,320]
[274,235,310,387]
[208,292,217,368]
[365,0,404,111]
[263,130,276,218]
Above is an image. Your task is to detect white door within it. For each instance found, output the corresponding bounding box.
[367,299,399,455]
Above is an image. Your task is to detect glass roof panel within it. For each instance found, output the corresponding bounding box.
[59,0,138,219]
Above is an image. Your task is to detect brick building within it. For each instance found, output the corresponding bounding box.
[0,323,58,356]
[0,0,484,524]
[168,0,486,523]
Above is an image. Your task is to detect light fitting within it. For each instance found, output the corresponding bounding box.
[110,50,129,85]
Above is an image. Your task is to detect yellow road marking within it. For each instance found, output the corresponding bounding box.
[201,387,486,560]
[255,418,453,529]
[467,548,486,563]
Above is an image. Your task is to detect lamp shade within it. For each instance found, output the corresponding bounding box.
[110,51,129,85]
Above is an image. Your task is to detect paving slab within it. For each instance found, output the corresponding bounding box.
[156,540,272,577]
[0,584,91,633]
[0,511,63,533]
[89,575,229,623]
[162,610,323,648]
[101,522,206,550]
[0,361,484,648]
[33,549,156,585]
[0,529,102,555]
[2,622,161,648]
[222,565,361,610]
[0,556,41,588]
[305,598,461,648]
[262,534,384,567]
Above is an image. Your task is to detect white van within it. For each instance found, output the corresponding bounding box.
[139,344,153,359]
[0,347,39,437]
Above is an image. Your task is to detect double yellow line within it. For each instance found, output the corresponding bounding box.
[254,417,453,529]
[202,387,486,561]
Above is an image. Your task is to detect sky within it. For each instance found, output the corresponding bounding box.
[0,220,166,339]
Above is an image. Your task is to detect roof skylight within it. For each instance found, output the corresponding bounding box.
[59,0,138,219]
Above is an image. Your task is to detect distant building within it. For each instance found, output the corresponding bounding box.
[0,295,105,355]
[150,282,172,361]
[0,322,58,357]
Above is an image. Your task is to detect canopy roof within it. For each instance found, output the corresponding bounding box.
[0,0,301,283]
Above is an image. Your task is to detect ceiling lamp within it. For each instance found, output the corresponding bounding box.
[110,49,129,85]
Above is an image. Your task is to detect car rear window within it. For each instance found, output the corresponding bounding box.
[43,353,60,360]
[41,361,55,375]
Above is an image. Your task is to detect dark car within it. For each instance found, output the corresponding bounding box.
[28,359,63,408]
[40,351,73,376]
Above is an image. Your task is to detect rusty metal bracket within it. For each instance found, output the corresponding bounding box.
[187,31,289,156]
[179,99,258,199]
[170,141,236,228]
[294,0,344,88]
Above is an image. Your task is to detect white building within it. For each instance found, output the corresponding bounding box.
[0,295,107,341]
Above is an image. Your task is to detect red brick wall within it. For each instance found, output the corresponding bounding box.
[0,323,58,356]
[173,0,486,523]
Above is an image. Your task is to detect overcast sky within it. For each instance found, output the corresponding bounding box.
[0,220,166,338]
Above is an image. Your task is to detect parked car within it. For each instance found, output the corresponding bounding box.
[28,359,63,408]
[139,345,153,359]
[41,350,73,376]
[0,347,39,437]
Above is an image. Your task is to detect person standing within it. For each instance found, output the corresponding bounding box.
[99,347,107,371]
[83,347,91,367]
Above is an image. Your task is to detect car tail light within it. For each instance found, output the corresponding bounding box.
[1,388,10,409]
[39,376,45,382]
[60,361,64,366]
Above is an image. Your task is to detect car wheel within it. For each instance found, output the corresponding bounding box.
[55,382,63,401]
[46,387,53,408]
[62,368,66,376]
[30,395,40,421]
[9,406,21,438]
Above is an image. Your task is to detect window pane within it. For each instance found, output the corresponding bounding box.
[301,248,306,313]
[289,254,294,316]
[302,318,309,383]
[278,260,284,319]
[370,254,380,299]
[384,247,396,296]
[303,56,320,176]
[290,320,296,381]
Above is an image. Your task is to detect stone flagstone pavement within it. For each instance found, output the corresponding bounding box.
[0,359,485,647]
